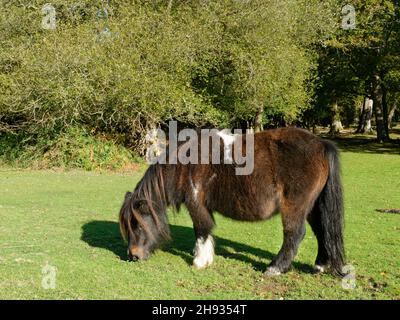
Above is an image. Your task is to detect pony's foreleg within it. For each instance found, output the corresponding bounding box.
[265,215,306,276]
[186,202,215,269]
[193,233,215,270]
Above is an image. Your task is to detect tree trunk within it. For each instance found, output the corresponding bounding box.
[372,74,390,142]
[356,97,366,133]
[364,98,373,133]
[254,105,264,132]
[382,85,390,137]
[330,100,343,135]
[388,105,397,129]
[356,97,373,134]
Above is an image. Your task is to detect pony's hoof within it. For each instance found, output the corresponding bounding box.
[193,257,212,270]
[313,265,327,274]
[264,266,282,277]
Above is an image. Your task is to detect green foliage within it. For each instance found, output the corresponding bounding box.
[4,1,397,153]
[311,0,400,134]
[0,127,141,170]
[0,0,338,157]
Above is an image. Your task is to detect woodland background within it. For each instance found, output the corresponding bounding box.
[0,0,399,168]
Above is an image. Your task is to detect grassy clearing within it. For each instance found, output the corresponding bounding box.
[0,145,399,299]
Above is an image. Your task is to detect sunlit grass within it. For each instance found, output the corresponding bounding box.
[0,147,399,299]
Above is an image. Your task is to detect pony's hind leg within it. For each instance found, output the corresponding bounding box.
[186,201,215,269]
[307,206,330,273]
[265,213,306,276]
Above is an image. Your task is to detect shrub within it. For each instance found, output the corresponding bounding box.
[0,127,141,170]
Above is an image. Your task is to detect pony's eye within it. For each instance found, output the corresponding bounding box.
[140,203,149,211]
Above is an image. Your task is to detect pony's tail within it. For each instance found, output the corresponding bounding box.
[315,140,346,276]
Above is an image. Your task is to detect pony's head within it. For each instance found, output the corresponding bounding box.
[119,191,170,261]
[119,167,170,261]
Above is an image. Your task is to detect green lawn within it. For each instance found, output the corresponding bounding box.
[0,147,399,299]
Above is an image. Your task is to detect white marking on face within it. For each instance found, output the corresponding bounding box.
[217,130,237,163]
[193,235,214,269]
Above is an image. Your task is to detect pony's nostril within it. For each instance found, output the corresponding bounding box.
[129,254,139,261]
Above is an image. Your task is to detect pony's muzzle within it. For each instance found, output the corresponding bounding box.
[127,247,146,262]
[128,253,140,261]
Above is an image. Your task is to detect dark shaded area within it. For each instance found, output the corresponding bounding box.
[320,135,400,155]
[375,208,400,214]
[81,220,127,259]
[81,220,314,274]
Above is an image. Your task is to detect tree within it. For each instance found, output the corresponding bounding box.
[316,0,400,141]
[356,97,373,133]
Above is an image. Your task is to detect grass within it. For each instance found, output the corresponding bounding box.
[0,143,399,299]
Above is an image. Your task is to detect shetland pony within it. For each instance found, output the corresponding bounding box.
[119,127,345,276]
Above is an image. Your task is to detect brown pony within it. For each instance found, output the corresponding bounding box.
[119,127,345,276]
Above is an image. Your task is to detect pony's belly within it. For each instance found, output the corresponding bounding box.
[216,201,279,222]
[242,206,279,221]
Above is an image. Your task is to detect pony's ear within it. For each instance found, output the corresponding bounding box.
[124,191,132,200]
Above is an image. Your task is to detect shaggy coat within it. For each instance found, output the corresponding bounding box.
[119,127,345,276]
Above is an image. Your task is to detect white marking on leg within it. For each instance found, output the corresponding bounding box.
[193,235,214,269]
[188,170,200,202]
[192,184,199,198]
[207,173,217,186]
[189,177,199,200]
[217,130,237,163]
[314,265,326,273]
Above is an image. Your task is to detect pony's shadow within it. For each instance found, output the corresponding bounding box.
[81,220,313,273]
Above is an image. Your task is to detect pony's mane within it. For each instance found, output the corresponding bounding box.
[119,164,170,242]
